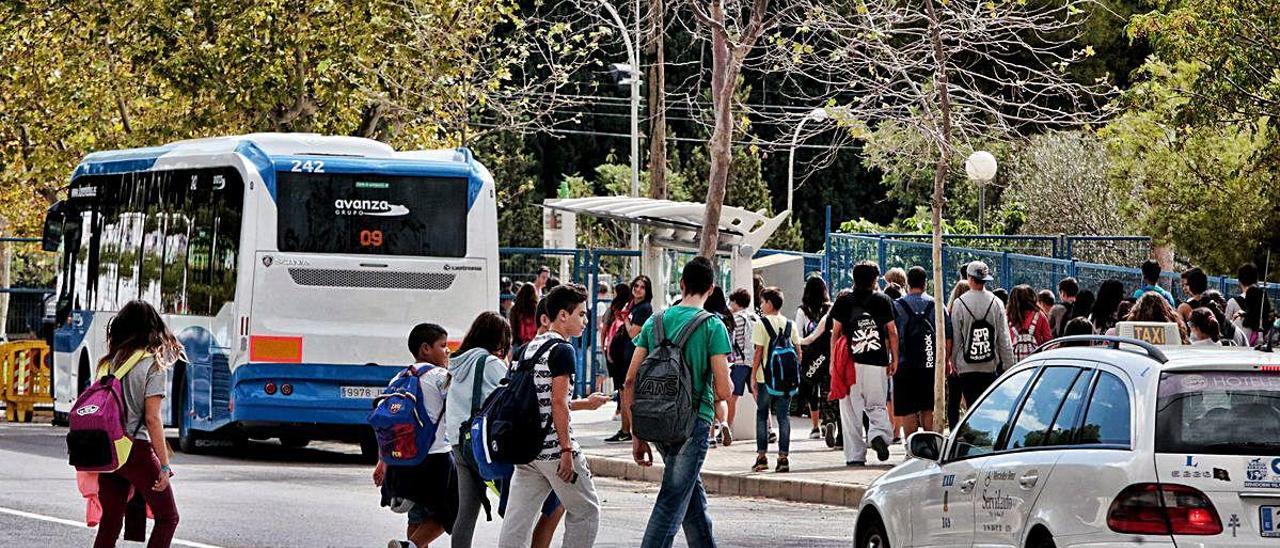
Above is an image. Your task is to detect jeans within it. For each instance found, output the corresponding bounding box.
[451,445,487,548]
[93,439,179,548]
[640,419,715,548]
[755,384,791,454]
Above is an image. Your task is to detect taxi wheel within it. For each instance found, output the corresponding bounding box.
[857,517,890,548]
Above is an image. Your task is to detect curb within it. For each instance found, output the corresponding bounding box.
[585,455,866,508]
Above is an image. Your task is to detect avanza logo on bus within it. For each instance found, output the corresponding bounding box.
[333,199,410,217]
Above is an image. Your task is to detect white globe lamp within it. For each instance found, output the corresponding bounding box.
[965,151,998,233]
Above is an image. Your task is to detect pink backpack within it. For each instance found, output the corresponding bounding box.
[66,351,149,472]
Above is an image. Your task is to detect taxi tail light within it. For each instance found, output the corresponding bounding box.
[1107,483,1222,536]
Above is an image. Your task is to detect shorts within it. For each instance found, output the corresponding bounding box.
[730,364,752,396]
[892,367,936,417]
[400,453,458,529]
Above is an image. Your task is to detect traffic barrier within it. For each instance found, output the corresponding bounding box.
[0,340,52,423]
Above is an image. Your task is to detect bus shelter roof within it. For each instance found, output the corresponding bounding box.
[542,196,787,251]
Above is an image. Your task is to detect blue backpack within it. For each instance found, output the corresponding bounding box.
[367,365,439,467]
[470,339,567,477]
[761,319,801,396]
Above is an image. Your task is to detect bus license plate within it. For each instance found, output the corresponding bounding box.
[339,386,379,399]
[1263,506,1279,538]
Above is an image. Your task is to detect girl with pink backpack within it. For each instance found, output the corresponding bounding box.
[68,300,184,548]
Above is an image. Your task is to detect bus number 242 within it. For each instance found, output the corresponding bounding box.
[360,230,384,247]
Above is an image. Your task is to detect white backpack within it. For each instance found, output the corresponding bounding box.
[1011,314,1041,361]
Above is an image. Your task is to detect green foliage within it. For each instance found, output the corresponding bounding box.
[1130,0,1280,120]
[1000,130,1129,236]
[838,206,978,236]
[1100,60,1280,275]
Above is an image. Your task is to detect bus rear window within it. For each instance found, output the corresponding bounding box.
[277,172,467,257]
[1155,371,1280,456]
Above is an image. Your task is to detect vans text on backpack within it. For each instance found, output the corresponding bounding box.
[67,351,150,472]
[472,340,569,469]
[959,298,997,364]
[630,309,715,444]
[760,319,801,397]
[368,364,442,466]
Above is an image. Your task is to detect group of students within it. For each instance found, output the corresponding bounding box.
[371,257,741,548]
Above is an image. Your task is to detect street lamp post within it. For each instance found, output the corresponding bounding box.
[965,150,998,233]
[599,0,642,267]
[786,108,829,223]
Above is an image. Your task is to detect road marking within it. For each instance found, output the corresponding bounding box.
[0,506,226,548]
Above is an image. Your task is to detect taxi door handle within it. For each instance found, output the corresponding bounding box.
[959,476,977,493]
[1019,472,1039,489]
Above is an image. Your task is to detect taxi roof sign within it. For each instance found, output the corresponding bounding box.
[1115,322,1183,346]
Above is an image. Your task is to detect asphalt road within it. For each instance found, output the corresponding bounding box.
[0,423,857,547]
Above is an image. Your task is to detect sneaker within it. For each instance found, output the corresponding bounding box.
[809,427,822,440]
[823,423,838,448]
[846,460,866,467]
[768,431,778,444]
[776,456,790,473]
[720,422,733,447]
[388,541,411,548]
[604,431,632,444]
[752,455,769,472]
[871,436,890,462]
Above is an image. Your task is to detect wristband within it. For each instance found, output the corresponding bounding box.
[560,447,574,454]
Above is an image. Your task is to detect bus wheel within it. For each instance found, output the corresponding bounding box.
[279,435,311,449]
[175,374,205,454]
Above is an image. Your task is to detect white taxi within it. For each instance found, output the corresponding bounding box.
[853,335,1280,548]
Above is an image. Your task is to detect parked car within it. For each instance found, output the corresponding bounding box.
[854,335,1280,548]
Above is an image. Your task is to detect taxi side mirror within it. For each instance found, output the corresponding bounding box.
[906,431,944,462]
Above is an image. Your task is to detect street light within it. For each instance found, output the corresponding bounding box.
[965,150,998,233]
[786,107,830,223]
[598,0,642,269]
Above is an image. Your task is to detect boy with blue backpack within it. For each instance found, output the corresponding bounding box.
[370,323,456,548]
[750,286,803,473]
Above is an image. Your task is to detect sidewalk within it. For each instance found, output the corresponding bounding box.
[572,406,903,508]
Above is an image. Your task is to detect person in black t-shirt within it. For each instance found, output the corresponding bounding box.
[829,262,898,465]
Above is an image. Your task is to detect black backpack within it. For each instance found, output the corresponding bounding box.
[897,298,936,369]
[474,339,567,465]
[761,319,801,396]
[845,293,890,366]
[959,297,997,364]
[631,310,713,444]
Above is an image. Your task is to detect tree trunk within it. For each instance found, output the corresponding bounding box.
[699,1,733,259]
[646,0,667,200]
[0,216,10,342]
[925,0,954,433]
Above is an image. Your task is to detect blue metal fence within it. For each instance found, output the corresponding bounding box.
[826,234,1280,314]
[499,247,640,396]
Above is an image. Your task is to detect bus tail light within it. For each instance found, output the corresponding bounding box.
[281,383,293,396]
[264,382,277,395]
[1108,483,1222,536]
[250,336,303,363]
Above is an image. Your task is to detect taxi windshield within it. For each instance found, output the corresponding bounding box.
[1155,371,1280,456]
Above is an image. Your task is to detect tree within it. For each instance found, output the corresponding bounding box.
[689,0,800,259]
[1130,0,1280,121]
[1002,130,1128,237]
[767,0,1111,430]
[1100,60,1280,276]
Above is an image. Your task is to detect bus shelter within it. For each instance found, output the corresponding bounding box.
[543,197,789,440]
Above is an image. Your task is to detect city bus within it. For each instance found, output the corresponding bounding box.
[42,133,498,456]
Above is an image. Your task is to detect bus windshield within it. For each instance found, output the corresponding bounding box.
[277,171,468,257]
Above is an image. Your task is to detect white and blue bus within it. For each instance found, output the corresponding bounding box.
[42,133,498,455]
